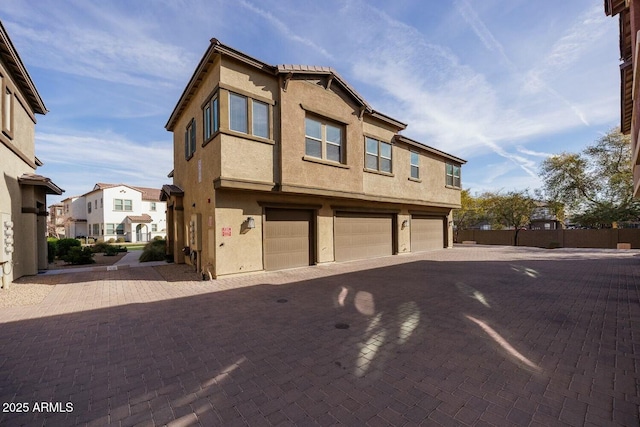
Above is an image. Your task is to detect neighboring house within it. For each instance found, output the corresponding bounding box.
[605,1,640,198]
[61,195,88,238]
[162,39,466,278]
[0,21,63,285]
[529,202,563,230]
[47,203,65,238]
[62,184,166,242]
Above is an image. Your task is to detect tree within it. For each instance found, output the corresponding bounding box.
[540,128,640,227]
[453,189,485,242]
[482,190,537,245]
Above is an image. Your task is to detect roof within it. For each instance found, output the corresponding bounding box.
[604,0,633,133]
[0,21,47,115]
[84,183,162,200]
[160,184,184,201]
[125,214,153,223]
[166,38,407,131]
[18,173,64,195]
[395,135,467,164]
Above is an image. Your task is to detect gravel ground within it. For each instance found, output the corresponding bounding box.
[0,282,54,308]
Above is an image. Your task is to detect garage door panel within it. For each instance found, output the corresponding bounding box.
[411,216,444,252]
[335,213,392,261]
[264,209,311,271]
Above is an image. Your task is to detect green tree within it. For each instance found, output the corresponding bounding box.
[453,189,485,242]
[540,128,640,227]
[483,190,537,245]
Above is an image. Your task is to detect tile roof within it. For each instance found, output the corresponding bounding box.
[125,214,153,223]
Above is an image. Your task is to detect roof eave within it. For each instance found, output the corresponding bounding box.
[395,135,467,164]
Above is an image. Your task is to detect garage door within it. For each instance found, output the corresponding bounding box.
[411,216,445,252]
[334,212,393,262]
[264,209,312,271]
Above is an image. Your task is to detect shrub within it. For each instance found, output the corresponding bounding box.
[103,245,120,256]
[153,235,164,241]
[116,237,126,243]
[47,239,57,263]
[62,246,95,265]
[56,238,81,259]
[139,239,166,262]
[107,238,115,243]
[91,241,111,253]
[117,246,128,253]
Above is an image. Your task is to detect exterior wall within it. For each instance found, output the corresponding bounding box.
[280,79,364,195]
[0,61,41,282]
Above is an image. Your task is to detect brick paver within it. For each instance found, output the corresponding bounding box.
[0,245,639,426]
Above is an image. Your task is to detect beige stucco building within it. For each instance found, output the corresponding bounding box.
[0,21,63,287]
[163,39,465,278]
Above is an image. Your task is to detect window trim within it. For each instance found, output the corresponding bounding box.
[410,151,420,179]
[227,90,272,141]
[1,80,14,140]
[304,115,345,164]
[364,137,393,175]
[185,118,196,160]
[446,163,461,188]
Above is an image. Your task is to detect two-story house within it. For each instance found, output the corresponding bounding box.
[62,183,166,242]
[162,39,465,278]
[47,203,65,238]
[0,21,63,286]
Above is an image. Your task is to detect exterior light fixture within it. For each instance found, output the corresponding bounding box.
[401,219,409,228]
[247,217,255,229]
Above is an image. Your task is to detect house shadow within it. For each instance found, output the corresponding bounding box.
[1,254,638,425]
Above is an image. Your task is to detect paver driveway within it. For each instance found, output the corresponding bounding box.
[0,245,639,426]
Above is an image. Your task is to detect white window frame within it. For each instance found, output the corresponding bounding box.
[365,137,392,173]
[446,163,461,188]
[410,151,420,179]
[304,116,344,163]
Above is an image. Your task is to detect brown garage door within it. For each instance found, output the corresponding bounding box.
[334,212,393,262]
[411,216,445,252]
[264,209,312,271]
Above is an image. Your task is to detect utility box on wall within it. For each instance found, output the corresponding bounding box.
[189,213,202,251]
[0,213,15,263]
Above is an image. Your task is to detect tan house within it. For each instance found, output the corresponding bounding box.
[162,39,465,278]
[605,0,640,198]
[0,21,63,287]
[47,203,65,238]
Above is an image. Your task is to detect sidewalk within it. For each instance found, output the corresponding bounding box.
[40,249,167,275]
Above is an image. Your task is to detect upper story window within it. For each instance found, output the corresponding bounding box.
[252,100,269,138]
[410,152,419,179]
[446,163,461,188]
[228,91,271,139]
[100,198,103,208]
[305,117,343,163]
[1,77,14,139]
[150,202,157,211]
[203,94,219,141]
[365,137,392,173]
[114,199,133,211]
[184,119,196,159]
[87,202,92,214]
[229,93,248,133]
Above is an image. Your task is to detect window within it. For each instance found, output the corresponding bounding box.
[446,163,461,188]
[229,93,248,133]
[2,86,12,136]
[150,202,156,211]
[87,202,92,214]
[253,100,269,138]
[100,198,103,208]
[203,95,219,141]
[228,91,271,139]
[106,224,115,235]
[116,224,124,235]
[184,119,196,159]
[411,152,419,179]
[365,137,392,173]
[92,224,100,235]
[114,199,133,211]
[151,224,158,232]
[94,200,97,209]
[305,117,343,163]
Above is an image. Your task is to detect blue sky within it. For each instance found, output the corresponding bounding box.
[2,0,620,205]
